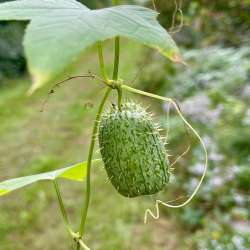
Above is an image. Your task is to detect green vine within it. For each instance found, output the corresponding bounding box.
[77,1,121,248]
[113,36,122,111]
[98,42,109,82]
[113,37,120,81]
[53,180,71,230]
[76,86,111,249]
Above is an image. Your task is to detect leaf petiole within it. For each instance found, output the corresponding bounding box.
[53,180,70,227]
[98,42,109,82]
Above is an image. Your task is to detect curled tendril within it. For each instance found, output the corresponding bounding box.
[169,0,184,34]
[151,0,184,34]
[164,100,191,168]
[121,84,208,223]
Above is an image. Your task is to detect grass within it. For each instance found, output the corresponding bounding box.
[0,41,184,250]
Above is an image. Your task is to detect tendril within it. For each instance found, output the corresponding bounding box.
[169,0,184,34]
[164,100,191,168]
[121,85,208,223]
[40,74,95,112]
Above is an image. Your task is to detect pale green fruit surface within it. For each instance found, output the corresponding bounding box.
[99,103,170,198]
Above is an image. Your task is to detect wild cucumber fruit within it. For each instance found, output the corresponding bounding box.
[99,102,170,198]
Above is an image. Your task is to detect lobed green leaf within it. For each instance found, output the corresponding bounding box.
[0,0,181,93]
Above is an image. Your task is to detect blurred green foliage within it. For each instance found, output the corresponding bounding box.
[153,0,250,47]
[137,44,250,249]
[79,0,110,8]
[0,21,26,78]
[0,0,26,81]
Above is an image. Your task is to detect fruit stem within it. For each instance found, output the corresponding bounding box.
[117,86,123,111]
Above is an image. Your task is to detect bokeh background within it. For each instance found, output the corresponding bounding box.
[0,0,249,249]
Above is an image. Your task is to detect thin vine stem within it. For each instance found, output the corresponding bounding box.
[76,40,112,250]
[117,87,122,111]
[98,42,109,81]
[78,239,91,250]
[77,1,120,248]
[54,180,78,247]
[113,37,120,81]
[112,0,122,109]
[53,180,70,227]
[77,87,111,245]
[114,36,122,110]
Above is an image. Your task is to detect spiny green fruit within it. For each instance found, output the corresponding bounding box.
[98,102,170,198]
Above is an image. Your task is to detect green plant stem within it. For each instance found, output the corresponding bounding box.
[98,42,109,81]
[77,42,107,239]
[54,180,70,227]
[54,180,78,244]
[117,87,122,111]
[112,37,120,81]
[78,239,91,250]
[77,2,121,248]
[76,42,111,250]
[77,87,111,250]
[112,0,120,81]
[112,0,122,111]
[113,36,122,111]
[54,178,90,249]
